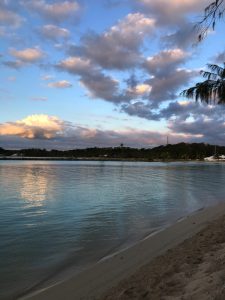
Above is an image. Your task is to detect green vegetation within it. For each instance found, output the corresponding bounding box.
[1,143,225,161]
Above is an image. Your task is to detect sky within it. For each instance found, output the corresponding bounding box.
[1,0,225,149]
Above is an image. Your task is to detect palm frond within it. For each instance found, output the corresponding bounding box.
[181,79,224,104]
[200,70,218,80]
[181,63,225,104]
[207,63,225,78]
[197,0,224,41]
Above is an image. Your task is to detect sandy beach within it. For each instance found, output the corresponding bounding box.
[21,202,225,300]
[102,208,225,300]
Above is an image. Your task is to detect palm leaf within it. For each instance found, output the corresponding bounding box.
[200,70,218,80]
[207,63,225,77]
[181,64,225,104]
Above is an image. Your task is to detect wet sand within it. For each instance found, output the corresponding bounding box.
[22,203,225,300]
[101,208,225,300]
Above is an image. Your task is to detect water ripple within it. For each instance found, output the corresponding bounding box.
[0,161,225,299]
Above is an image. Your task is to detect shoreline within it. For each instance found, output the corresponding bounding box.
[0,156,197,162]
[20,202,225,300]
[1,157,224,163]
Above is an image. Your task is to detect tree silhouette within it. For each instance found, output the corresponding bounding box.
[198,0,225,41]
[181,1,225,104]
[181,63,225,104]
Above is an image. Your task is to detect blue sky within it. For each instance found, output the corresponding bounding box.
[0,0,225,149]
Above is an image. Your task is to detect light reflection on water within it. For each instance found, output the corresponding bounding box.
[0,160,225,299]
[20,166,48,206]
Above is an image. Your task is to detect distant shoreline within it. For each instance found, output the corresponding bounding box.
[1,143,225,161]
[0,156,201,162]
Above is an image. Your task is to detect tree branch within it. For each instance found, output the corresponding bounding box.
[197,0,225,41]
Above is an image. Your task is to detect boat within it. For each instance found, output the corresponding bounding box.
[204,145,225,161]
[204,154,225,161]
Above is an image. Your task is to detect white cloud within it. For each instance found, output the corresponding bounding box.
[69,13,155,70]
[41,24,70,41]
[22,0,80,22]
[10,47,44,62]
[0,114,64,139]
[57,56,93,75]
[47,80,72,88]
[137,0,209,25]
[127,83,152,96]
[144,49,189,75]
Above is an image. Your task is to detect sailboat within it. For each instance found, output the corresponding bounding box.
[204,145,225,161]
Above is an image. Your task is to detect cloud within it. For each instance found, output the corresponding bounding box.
[132,0,211,55]
[47,80,72,88]
[3,47,45,69]
[169,117,225,145]
[1,109,225,149]
[22,0,80,22]
[71,127,168,148]
[10,47,44,62]
[41,74,54,81]
[147,69,196,103]
[40,24,70,41]
[0,114,171,148]
[121,101,160,120]
[127,84,152,97]
[162,22,198,49]
[136,0,209,26]
[140,49,196,104]
[57,47,194,107]
[163,101,225,145]
[121,96,225,123]
[156,100,223,123]
[52,11,198,114]
[0,114,64,139]
[0,120,212,149]
[2,60,25,69]
[69,13,155,70]
[0,114,160,148]
[158,101,197,120]
[121,99,225,145]
[144,49,189,75]
[56,56,92,76]
[0,2,23,28]
[56,56,131,103]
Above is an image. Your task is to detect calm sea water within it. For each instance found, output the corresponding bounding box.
[1,160,225,299]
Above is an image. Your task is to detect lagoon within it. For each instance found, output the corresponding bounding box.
[0,160,225,299]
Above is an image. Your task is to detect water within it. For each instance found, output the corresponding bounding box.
[0,160,225,299]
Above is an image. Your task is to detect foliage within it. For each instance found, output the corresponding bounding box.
[1,143,225,160]
[181,63,225,104]
[198,0,225,41]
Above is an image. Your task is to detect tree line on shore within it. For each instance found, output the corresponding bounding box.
[0,143,225,160]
